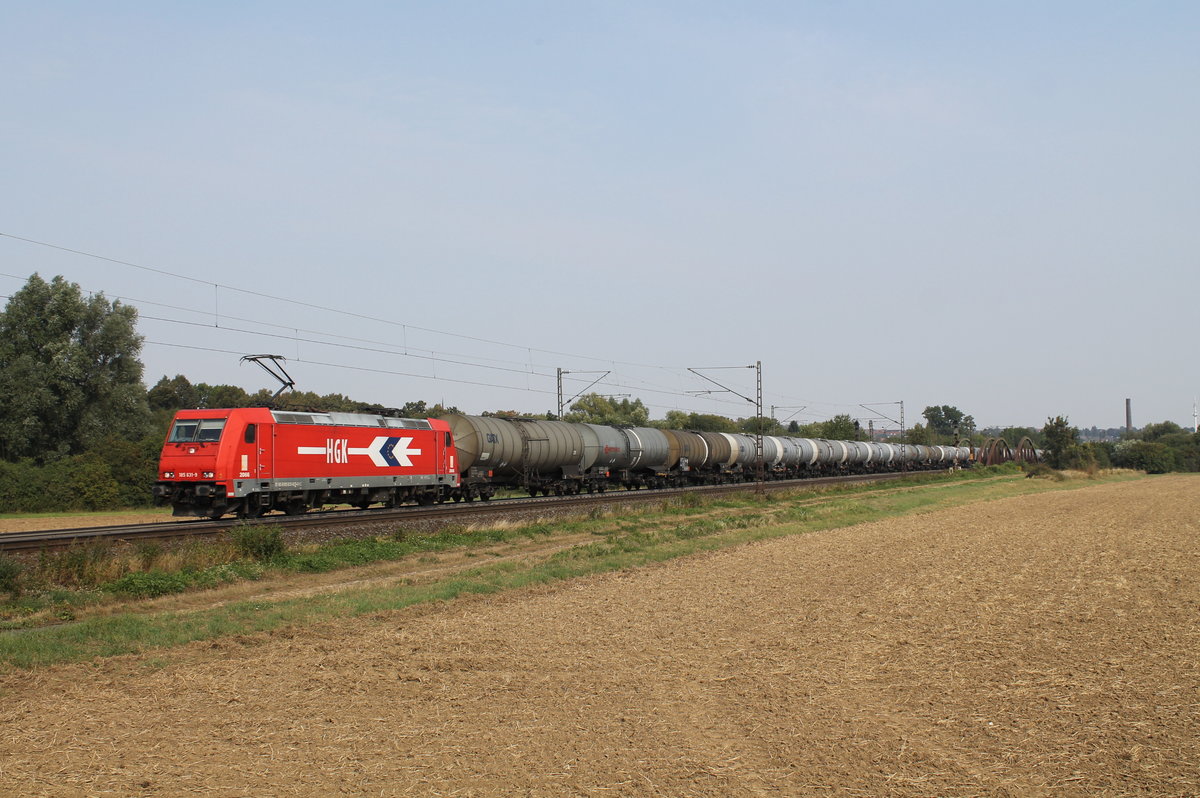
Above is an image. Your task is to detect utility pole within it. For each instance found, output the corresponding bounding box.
[771,405,806,431]
[689,362,764,495]
[556,368,610,418]
[860,400,905,472]
[756,360,764,488]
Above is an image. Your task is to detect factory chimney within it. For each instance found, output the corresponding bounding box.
[1125,398,1132,434]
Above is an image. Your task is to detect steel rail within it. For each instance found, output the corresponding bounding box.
[0,470,935,553]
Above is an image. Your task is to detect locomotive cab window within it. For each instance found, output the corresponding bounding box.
[169,418,227,443]
[244,424,256,444]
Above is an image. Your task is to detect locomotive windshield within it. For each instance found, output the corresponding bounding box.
[168,418,227,443]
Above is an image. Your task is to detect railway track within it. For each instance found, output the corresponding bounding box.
[0,470,938,553]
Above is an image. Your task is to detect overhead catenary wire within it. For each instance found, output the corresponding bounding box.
[0,232,684,370]
[2,234,871,418]
[3,267,751,410]
[145,340,737,416]
[3,239,757,410]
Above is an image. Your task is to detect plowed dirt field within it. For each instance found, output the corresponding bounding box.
[2,476,1197,796]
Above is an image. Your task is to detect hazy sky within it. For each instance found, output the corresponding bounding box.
[3,2,1197,430]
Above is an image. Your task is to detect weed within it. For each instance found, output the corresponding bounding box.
[0,555,23,596]
[37,543,122,587]
[1023,463,1065,481]
[105,570,191,599]
[230,523,286,561]
[135,542,163,569]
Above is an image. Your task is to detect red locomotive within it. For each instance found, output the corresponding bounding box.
[153,407,459,518]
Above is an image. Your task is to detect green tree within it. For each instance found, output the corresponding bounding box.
[1140,421,1184,442]
[200,383,252,408]
[481,409,523,418]
[688,413,737,432]
[739,416,784,435]
[1113,440,1176,473]
[819,414,864,441]
[148,375,200,411]
[1041,415,1079,469]
[997,426,1041,448]
[903,423,932,445]
[564,394,649,426]
[922,405,976,440]
[0,274,151,463]
[792,422,824,438]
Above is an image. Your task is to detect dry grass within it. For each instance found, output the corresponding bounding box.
[0,475,1196,795]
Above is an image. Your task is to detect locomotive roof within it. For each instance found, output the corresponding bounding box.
[271,410,433,430]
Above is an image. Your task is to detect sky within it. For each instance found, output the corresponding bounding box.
[2,1,1197,431]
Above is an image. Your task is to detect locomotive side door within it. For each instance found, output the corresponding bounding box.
[441,430,454,477]
[234,423,261,480]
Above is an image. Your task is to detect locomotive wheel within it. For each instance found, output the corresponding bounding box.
[283,499,307,516]
[237,504,265,520]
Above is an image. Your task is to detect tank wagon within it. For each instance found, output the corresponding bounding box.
[155,408,971,517]
[440,414,970,500]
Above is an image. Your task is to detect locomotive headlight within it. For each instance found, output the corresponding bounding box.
[163,471,175,479]
[202,471,215,479]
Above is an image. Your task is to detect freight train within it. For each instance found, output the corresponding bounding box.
[153,408,972,519]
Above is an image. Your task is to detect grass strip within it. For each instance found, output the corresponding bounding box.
[0,468,1145,669]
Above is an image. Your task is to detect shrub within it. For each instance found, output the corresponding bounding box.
[105,569,191,599]
[1113,440,1176,474]
[230,524,286,561]
[135,542,163,569]
[1022,463,1065,481]
[0,555,24,596]
[38,543,120,587]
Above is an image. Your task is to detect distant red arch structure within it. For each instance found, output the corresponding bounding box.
[1014,436,1040,464]
[976,436,1041,466]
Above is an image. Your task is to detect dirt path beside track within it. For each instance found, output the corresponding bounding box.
[2,475,1197,796]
